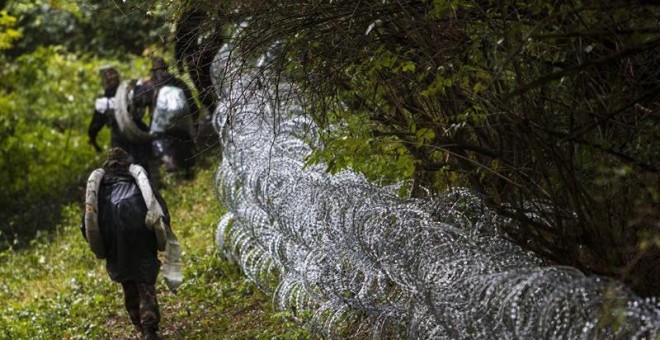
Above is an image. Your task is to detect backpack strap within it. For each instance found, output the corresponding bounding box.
[115,81,153,142]
[84,168,107,259]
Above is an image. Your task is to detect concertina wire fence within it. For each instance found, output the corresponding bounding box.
[208,34,660,338]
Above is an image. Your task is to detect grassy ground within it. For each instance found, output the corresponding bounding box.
[0,153,309,339]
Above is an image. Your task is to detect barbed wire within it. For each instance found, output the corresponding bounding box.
[210,29,660,339]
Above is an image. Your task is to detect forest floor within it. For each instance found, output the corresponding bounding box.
[0,151,308,339]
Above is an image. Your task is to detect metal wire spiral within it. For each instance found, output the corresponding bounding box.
[210,34,660,339]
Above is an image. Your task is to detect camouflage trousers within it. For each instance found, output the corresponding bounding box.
[121,281,161,334]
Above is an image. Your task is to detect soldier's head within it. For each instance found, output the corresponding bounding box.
[150,57,171,83]
[131,78,155,110]
[102,147,133,171]
[99,66,120,90]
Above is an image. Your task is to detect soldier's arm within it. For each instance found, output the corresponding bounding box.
[88,109,106,152]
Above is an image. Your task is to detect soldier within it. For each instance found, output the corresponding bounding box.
[149,57,199,179]
[88,66,151,170]
[81,147,167,340]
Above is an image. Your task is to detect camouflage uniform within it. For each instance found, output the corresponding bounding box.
[122,280,161,338]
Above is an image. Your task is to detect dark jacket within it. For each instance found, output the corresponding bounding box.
[151,75,199,171]
[81,167,170,284]
[88,86,152,169]
[153,75,200,123]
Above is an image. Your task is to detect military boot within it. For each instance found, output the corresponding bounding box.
[142,327,161,340]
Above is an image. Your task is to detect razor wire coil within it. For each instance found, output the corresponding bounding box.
[210,33,660,339]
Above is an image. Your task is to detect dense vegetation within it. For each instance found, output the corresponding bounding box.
[0,0,168,250]
[1,0,658,336]
[0,1,308,337]
[184,0,659,297]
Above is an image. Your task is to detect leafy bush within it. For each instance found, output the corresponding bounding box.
[0,45,151,250]
[0,10,22,49]
[5,0,171,58]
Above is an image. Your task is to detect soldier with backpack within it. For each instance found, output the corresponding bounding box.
[81,147,178,340]
[149,57,199,179]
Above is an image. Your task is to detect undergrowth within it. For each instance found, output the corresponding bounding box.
[0,154,310,339]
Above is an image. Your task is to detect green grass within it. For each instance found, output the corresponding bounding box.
[0,153,310,339]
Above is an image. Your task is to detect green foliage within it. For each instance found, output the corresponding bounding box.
[0,0,309,337]
[0,10,21,50]
[226,0,660,296]
[307,110,416,188]
[5,0,172,58]
[0,204,121,338]
[1,0,174,249]
[0,165,309,339]
[0,45,151,250]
